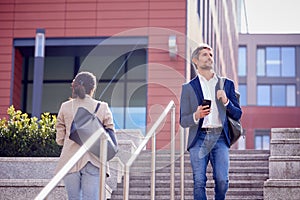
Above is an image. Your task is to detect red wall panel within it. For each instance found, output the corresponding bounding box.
[66,2,97,11]
[14,12,65,21]
[14,3,65,12]
[0,4,14,12]
[14,20,65,29]
[97,2,148,11]
[0,0,187,150]
[242,106,300,149]
[65,28,97,36]
[66,12,97,20]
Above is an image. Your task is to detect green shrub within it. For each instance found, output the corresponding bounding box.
[0,105,62,157]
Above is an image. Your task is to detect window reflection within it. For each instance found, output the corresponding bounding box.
[256,46,296,77]
[257,84,296,106]
[266,47,280,77]
[272,85,285,106]
[282,47,296,77]
[257,48,265,76]
[257,85,270,106]
[238,84,247,106]
[238,46,247,76]
[255,130,270,150]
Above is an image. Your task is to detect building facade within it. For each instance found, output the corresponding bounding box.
[238,34,300,149]
[0,0,239,149]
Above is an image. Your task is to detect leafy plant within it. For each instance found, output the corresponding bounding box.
[0,105,62,157]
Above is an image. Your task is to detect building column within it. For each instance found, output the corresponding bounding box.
[32,29,45,118]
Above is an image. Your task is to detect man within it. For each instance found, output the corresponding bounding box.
[180,44,242,200]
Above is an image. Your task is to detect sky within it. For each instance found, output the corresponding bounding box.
[241,0,300,34]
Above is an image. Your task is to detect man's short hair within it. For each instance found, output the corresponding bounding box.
[191,43,212,60]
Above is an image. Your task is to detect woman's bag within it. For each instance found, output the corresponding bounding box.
[69,103,118,161]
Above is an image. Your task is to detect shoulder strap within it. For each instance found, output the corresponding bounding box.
[94,103,100,114]
[220,77,241,104]
[219,77,226,90]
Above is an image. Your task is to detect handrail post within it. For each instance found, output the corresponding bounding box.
[123,101,175,200]
[180,126,185,200]
[170,105,175,200]
[123,165,130,200]
[99,134,108,200]
[151,132,156,200]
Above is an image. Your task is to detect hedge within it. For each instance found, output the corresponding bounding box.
[0,105,62,157]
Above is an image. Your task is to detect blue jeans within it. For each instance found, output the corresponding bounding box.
[189,132,229,200]
[63,162,99,200]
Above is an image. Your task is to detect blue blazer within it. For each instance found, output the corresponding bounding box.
[180,76,242,150]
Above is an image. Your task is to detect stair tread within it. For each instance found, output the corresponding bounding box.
[110,150,270,199]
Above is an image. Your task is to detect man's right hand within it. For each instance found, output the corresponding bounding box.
[194,105,210,120]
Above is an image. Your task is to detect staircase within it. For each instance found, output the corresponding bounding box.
[110,149,270,200]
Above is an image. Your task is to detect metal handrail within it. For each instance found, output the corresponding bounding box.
[180,126,185,200]
[123,100,178,200]
[35,127,108,200]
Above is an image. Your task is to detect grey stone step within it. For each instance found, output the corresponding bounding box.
[111,150,270,200]
[0,179,66,200]
[271,128,300,139]
[0,157,58,179]
[0,179,113,200]
[130,160,269,170]
[112,187,265,199]
[129,166,269,175]
[122,179,265,188]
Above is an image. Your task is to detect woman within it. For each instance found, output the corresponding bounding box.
[55,71,115,200]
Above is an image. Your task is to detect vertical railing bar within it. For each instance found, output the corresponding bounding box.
[123,100,175,200]
[99,134,108,200]
[151,132,156,200]
[180,126,185,200]
[170,105,175,200]
[123,165,130,200]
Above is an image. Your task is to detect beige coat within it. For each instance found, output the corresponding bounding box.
[55,95,115,175]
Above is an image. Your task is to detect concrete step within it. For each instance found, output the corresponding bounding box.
[0,179,113,200]
[0,179,66,200]
[111,150,270,200]
[111,187,265,200]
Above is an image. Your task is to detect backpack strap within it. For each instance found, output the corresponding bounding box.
[219,76,226,90]
[94,102,100,114]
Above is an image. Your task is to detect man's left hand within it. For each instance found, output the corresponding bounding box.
[217,90,228,104]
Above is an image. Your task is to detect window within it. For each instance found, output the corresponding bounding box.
[257,48,265,76]
[238,84,247,106]
[287,85,296,106]
[282,47,296,77]
[266,47,280,76]
[272,85,285,106]
[257,85,270,106]
[17,38,148,134]
[24,56,75,113]
[238,46,247,76]
[257,84,296,106]
[257,46,296,77]
[82,49,147,134]
[255,130,270,150]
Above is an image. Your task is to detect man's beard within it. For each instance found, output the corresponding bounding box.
[200,64,213,70]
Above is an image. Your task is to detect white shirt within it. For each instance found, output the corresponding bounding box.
[194,74,223,128]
